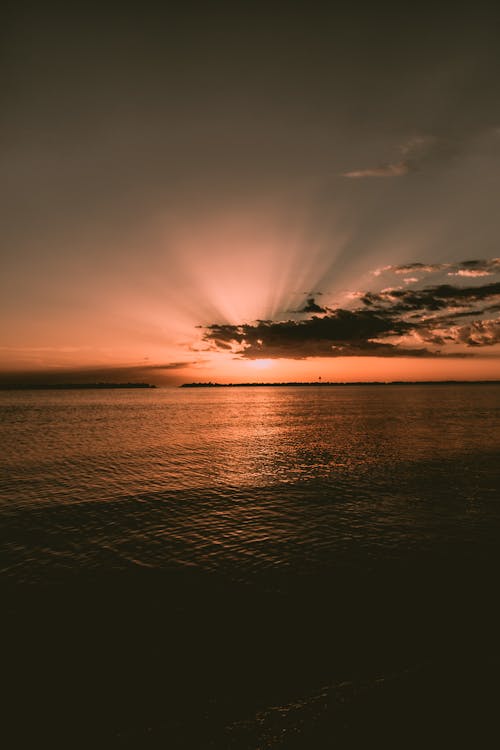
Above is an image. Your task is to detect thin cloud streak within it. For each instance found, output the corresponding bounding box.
[342,135,442,179]
[343,162,409,178]
[373,259,500,278]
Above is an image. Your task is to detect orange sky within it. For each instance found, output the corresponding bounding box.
[180,355,500,385]
[3,354,500,388]
[2,6,500,385]
[2,210,500,384]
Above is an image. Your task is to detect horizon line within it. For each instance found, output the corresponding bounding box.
[2,379,500,390]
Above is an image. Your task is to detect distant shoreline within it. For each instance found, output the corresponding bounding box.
[180,380,500,388]
[0,382,156,390]
[2,380,499,391]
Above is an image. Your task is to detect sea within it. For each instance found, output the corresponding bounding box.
[1,384,500,748]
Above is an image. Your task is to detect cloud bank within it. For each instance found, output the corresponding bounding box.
[201,260,500,359]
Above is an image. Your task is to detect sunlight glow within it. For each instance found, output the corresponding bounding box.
[249,359,273,369]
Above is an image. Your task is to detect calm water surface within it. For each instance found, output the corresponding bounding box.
[1,384,499,582]
[2,385,500,748]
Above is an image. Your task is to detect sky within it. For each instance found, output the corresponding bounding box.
[2,2,500,384]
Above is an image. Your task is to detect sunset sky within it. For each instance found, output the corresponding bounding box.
[2,3,500,384]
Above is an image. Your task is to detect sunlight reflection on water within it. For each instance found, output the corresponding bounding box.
[1,385,499,582]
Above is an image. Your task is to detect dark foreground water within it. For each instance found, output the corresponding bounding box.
[1,385,500,747]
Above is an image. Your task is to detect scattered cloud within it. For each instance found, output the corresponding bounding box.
[373,258,500,278]
[450,269,494,277]
[373,262,444,276]
[457,319,500,347]
[146,361,195,370]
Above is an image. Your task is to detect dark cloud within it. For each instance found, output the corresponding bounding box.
[204,309,429,359]
[420,319,500,348]
[361,281,500,312]
[456,319,500,347]
[202,271,500,359]
[448,259,500,277]
[0,361,197,387]
[373,262,445,276]
[296,296,327,313]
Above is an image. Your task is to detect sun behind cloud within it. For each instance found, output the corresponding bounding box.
[249,359,273,369]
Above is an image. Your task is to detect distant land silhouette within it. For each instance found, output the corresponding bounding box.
[0,382,156,390]
[181,380,500,388]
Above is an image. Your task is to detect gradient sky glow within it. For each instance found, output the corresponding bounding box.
[2,3,500,384]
